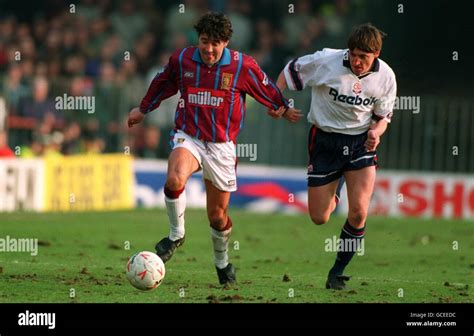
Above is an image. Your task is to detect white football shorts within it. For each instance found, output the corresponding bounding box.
[171,130,237,192]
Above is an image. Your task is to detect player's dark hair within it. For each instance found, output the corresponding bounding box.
[347,23,386,53]
[194,12,233,42]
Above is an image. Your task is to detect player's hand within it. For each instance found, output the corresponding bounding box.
[267,106,303,122]
[282,107,303,123]
[365,130,380,151]
[267,106,286,119]
[127,107,145,128]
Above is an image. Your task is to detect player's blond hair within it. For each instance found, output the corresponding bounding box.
[347,23,386,53]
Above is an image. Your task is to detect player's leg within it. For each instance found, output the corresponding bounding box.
[307,126,347,224]
[326,165,376,289]
[156,132,201,262]
[202,140,237,285]
[308,179,340,225]
[205,179,236,285]
[163,147,200,238]
[345,166,375,228]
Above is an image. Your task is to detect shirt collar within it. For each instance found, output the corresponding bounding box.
[343,50,380,78]
[192,47,231,66]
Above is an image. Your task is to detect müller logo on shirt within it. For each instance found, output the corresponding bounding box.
[188,87,225,108]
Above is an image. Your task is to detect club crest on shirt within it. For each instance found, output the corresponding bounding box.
[221,73,233,90]
[352,82,362,95]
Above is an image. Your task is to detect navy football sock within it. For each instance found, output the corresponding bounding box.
[329,219,365,276]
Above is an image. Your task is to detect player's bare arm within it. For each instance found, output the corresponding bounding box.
[268,106,303,122]
[127,107,145,128]
[276,70,287,92]
[365,119,388,151]
[267,71,302,122]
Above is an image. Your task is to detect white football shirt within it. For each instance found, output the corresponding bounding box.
[283,48,397,135]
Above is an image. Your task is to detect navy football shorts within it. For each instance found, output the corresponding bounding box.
[307,126,378,187]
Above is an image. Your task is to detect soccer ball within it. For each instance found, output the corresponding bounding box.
[126,251,166,291]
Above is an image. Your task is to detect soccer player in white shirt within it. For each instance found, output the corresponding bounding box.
[270,23,397,290]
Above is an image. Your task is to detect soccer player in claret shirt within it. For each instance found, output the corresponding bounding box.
[270,23,397,290]
[128,12,301,286]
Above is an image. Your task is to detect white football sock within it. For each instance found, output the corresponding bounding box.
[210,226,231,269]
[165,192,186,241]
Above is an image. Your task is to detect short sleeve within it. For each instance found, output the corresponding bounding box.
[373,72,397,123]
[283,51,325,90]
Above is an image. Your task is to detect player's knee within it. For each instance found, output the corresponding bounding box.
[309,212,330,225]
[348,209,367,227]
[165,174,186,191]
[208,209,227,230]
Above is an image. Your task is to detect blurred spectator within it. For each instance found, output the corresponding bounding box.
[227,0,252,51]
[321,0,349,36]
[82,118,105,154]
[32,17,48,48]
[0,45,8,72]
[64,76,94,125]
[2,64,29,113]
[137,126,161,158]
[19,37,36,60]
[282,0,313,50]
[116,56,146,123]
[37,111,56,138]
[145,52,180,158]
[19,139,43,158]
[18,77,61,123]
[34,61,48,78]
[132,34,155,75]
[100,34,124,66]
[20,59,35,83]
[164,0,203,48]
[64,54,86,77]
[47,57,62,78]
[0,16,16,46]
[88,17,110,59]
[43,131,64,157]
[94,61,120,151]
[295,16,325,55]
[61,28,79,58]
[44,29,62,59]
[168,33,189,51]
[110,0,147,50]
[61,121,81,155]
[76,0,102,22]
[251,20,278,76]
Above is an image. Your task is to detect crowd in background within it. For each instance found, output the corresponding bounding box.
[0,0,364,159]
